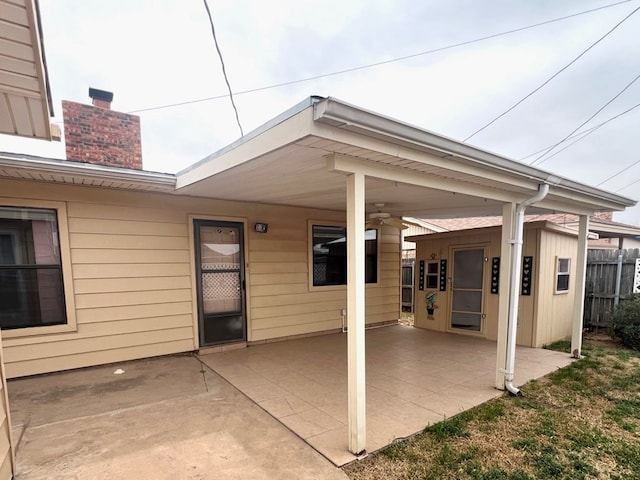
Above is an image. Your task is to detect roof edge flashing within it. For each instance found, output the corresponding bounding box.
[178,96,325,176]
[313,97,636,209]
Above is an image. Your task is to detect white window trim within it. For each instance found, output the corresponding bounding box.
[554,256,571,295]
[0,198,77,338]
[307,220,380,291]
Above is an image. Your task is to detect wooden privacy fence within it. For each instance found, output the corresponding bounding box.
[584,248,640,329]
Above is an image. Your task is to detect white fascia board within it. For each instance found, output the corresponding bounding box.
[314,97,636,211]
[176,98,321,189]
[0,153,176,191]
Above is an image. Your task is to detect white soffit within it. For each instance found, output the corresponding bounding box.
[159,97,636,217]
[0,0,55,139]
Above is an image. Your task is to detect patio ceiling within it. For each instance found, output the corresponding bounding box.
[175,97,635,219]
[0,0,56,140]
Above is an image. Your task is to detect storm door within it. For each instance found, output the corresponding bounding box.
[450,247,486,332]
[194,220,246,346]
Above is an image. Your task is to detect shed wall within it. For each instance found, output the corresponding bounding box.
[533,229,577,347]
[412,225,574,348]
[0,179,400,378]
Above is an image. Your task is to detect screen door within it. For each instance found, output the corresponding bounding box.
[194,220,246,346]
[450,248,485,332]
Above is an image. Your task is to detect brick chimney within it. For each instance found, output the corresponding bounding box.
[62,88,143,170]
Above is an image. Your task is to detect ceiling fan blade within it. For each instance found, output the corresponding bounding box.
[385,217,410,230]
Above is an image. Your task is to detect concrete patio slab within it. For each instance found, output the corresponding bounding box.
[8,354,348,480]
[198,325,574,466]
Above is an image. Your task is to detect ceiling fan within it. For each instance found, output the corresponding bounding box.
[366,203,412,230]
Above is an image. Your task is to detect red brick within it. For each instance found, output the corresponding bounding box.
[62,100,143,170]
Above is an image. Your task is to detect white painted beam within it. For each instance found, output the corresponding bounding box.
[571,215,589,358]
[346,172,366,455]
[496,202,515,389]
[328,154,529,204]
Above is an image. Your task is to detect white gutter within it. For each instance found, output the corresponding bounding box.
[504,183,550,396]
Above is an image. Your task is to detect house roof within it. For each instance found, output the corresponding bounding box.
[175,96,635,218]
[0,0,56,140]
[422,213,640,238]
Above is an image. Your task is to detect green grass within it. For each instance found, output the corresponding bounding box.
[343,341,640,480]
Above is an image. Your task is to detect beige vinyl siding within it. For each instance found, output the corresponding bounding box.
[248,213,401,341]
[533,229,577,347]
[0,178,401,377]
[0,335,13,480]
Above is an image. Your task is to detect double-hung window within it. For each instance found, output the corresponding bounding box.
[0,206,67,329]
[311,225,378,287]
[555,257,571,293]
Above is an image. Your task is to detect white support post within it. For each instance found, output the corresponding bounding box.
[571,215,589,358]
[496,202,515,389]
[346,172,366,455]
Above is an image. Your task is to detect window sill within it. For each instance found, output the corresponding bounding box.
[2,322,77,339]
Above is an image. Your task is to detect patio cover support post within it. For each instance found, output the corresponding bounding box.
[571,215,589,358]
[496,202,516,389]
[346,172,366,455]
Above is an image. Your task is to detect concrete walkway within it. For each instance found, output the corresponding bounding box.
[8,354,347,480]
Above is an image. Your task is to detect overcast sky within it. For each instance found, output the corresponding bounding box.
[3,0,640,224]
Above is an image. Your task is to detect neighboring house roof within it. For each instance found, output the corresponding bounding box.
[0,97,636,221]
[417,213,640,246]
[0,0,57,140]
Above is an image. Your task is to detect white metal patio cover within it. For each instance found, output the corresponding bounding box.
[174,96,636,456]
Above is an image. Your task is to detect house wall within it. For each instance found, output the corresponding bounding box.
[0,178,400,378]
[412,225,575,348]
[532,229,577,347]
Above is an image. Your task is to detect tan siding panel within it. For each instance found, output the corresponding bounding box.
[6,327,194,362]
[251,301,346,320]
[251,311,341,330]
[249,251,307,263]
[249,283,309,297]
[70,233,188,250]
[75,289,192,309]
[68,218,187,236]
[76,302,192,323]
[249,262,308,274]
[74,276,191,294]
[67,202,187,223]
[249,272,308,286]
[73,263,191,279]
[251,290,346,308]
[250,324,340,342]
[4,315,193,346]
[71,248,190,264]
[248,240,306,252]
[6,340,195,379]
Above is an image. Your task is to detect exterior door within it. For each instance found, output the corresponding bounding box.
[450,247,486,332]
[194,220,246,346]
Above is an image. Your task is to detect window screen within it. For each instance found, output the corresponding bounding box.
[0,207,66,329]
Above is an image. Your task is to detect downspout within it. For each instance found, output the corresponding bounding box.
[504,184,550,396]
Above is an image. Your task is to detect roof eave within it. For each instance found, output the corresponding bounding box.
[313,97,636,210]
[0,153,176,192]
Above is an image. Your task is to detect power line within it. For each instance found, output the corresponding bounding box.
[597,158,640,187]
[615,175,640,193]
[127,0,636,115]
[530,72,640,166]
[464,4,640,142]
[519,101,640,162]
[202,0,243,137]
